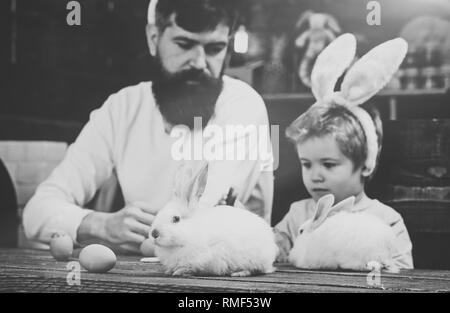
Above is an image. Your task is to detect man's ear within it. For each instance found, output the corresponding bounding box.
[146,24,159,57]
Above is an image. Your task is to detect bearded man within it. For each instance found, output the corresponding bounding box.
[23,0,274,254]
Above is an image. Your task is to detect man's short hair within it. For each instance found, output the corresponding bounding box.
[154,0,239,34]
[285,102,383,178]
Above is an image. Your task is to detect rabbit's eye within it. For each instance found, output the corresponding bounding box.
[299,229,304,235]
[172,216,180,223]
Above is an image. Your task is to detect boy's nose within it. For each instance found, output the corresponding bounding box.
[310,168,325,183]
[189,46,207,71]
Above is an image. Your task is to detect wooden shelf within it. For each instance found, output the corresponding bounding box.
[377,88,449,97]
[262,88,449,101]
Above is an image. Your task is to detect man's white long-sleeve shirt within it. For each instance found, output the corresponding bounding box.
[23,76,274,245]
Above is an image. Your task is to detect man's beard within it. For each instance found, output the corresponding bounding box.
[151,57,223,131]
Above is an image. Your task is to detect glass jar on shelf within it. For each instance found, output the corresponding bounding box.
[402,48,420,90]
[441,64,450,90]
[421,66,440,90]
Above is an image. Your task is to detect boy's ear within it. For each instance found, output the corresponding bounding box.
[361,165,372,177]
[146,24,159,57]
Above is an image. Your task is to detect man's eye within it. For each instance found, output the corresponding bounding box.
[205,45,225,56]
[176,42,192,50]
[172,216,180,223]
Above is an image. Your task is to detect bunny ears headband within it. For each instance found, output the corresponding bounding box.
[148,0,158,24]
[303,33,408,176]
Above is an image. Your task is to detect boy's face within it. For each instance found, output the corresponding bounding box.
[296,135,365,203]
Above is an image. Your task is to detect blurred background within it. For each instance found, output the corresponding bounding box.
[1,0,450,269]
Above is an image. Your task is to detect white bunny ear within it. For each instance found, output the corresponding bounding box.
[311,195,356,229]
[173,161,194,201]
[147,0,158,24]
[328,196,355,216]
[340,38,408,106]
[311,194,335,229]
[173,161,208,209]
[187,162,208,210]
[311,33,357,101]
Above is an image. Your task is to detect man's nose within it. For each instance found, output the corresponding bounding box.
[189,46,207,71]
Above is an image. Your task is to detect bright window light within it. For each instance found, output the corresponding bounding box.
[234,25,249,54]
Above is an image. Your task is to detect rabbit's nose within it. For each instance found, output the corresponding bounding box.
[151,229,159,239]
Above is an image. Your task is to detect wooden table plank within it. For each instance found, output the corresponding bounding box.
[0,249,449,293]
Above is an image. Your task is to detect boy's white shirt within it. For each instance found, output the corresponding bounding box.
[274,195,414,269]
[23,76,274,245]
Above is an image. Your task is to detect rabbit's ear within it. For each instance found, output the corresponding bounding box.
[325,14,341,34]
[295,10,314,29]
[311,33,357,101]
[311,194,335,229]
[173,162,193,201]
[187,162,208,209]
[328,196,355,216]
[340,38,408,106]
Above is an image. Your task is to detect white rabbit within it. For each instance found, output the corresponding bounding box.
[149,161,278,277]
[288,194,400,273]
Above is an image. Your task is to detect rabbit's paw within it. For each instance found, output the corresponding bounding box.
[263,266,276,274]
[164,269,174,275]
[366,260,382,272]
[382,261,400,274]
[231,270,252,277]
[172,267,195,277]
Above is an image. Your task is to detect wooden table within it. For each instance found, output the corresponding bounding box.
[0,249,449,293]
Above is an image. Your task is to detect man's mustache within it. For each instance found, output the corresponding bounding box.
[163,69,215,85]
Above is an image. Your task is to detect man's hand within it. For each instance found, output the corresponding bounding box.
[77,202,158,254]
[103,202,158,253]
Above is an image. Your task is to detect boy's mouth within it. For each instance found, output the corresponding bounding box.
[311,188,330,195]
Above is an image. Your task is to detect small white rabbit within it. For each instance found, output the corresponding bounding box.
[149,161,278,277]
[288,194,400,273]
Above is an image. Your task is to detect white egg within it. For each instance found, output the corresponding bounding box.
[50,232,73,261]
[79,244,117,273]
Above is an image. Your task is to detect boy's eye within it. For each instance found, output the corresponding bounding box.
[301,162,311,169]
[323,162,337,169]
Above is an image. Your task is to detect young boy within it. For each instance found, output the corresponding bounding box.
[273,103,413,269]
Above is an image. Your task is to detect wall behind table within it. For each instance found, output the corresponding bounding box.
[252,0,450,93]
[2,0,152,123]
